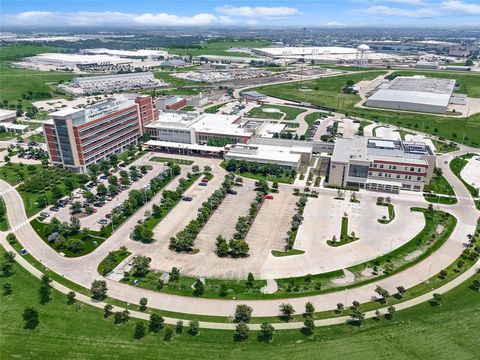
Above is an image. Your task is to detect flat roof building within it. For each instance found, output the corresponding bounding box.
[0,109,17,122]
[224,143,309,170]
[27,53,132,68]
[366,76,456,114]
[241,91,267,101]
[43,95,157,173]
[328,137,435,193]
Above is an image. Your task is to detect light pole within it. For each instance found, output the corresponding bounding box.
[425,261,433,283]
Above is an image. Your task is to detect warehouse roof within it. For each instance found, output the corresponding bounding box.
[367,89,452,107]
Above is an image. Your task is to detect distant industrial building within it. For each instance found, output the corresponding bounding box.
[26,53,132,69]
[43,95,157,173]
[241,91,267,101]
[83,48,168,60]
[415,61,439,69]
[253,46,402,64]
[59,72,168,95]
[160,59,186,67]
[366,76,456,114]
[328,137,435,193]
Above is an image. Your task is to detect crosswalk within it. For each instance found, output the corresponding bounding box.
[11,220,29,232]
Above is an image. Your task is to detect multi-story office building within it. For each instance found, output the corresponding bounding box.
[43,95,157,173]
[328,137,435,193]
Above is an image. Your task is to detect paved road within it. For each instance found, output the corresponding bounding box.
[0,147,478,318]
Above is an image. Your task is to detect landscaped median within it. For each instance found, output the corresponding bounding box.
[222,159,296,184]
[423,168,457,205]
[376,197,395,224]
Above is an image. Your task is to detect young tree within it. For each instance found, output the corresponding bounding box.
[90,280,108,300]
[114,310,130,324]
[374,286,390,304]
[279,303,295,322]
[396,286,406,298]
[234,304,253,323]
[3,282,12,296]
[175,320,184,334]
[258,322,274,343]
[234,322,250,342]
[193,279,204,296]
[66,291,76,305]
[246,272,254,287]
[103,304,113,318]
[335,303,344,314]
[134,322,146,340]
[387,306,396,319]
[188,320,199,336]
[169,267,180,282]
[22,307,39,330]
[164,328,173,342]
[432,293,442,306]
[304,301,315,318]
[350,308,365,325]
[39,275,52,304]
[130,255,151,277]
[302,318,315,336]
[139,297,148,311]
[148,313,164,332]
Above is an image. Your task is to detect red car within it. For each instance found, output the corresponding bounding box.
[201,178,209,182]
[105,213,111,218]
[264,195,274,200]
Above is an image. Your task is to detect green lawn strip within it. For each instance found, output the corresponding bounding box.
[431,139,459,153]
[394,129,415,140]
[220,161,295,184]
[251,70,480,147]
[423,172,457,204]
[118,149,148,166]
[0,196,9,231]
[1,248,479,359]
[0,131,15,141]
[377,203,395,224]
[97,249,132,276]
[149,156,194,165]
[181,105,196,111]
[327,216,358,247]
[271,249,305,257]
[247,105,306,121]
[449,153,480,210]
[204,102,228,113]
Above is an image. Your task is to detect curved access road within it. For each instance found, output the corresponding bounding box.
[0,147,478,319]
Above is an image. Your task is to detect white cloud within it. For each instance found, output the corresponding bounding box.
[365,5,439,17]
[216,5,298,19]
[441,1,480,15]
[324,21,347,27]
[2,11,235,27]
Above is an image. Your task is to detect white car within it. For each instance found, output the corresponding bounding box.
[98,219,108,225]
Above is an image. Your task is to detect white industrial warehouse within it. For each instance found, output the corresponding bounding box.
[366,75,457,114]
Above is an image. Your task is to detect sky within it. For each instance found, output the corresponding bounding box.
[1,0,480,29]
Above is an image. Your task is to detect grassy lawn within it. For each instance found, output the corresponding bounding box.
[204,102,228,113]
[149,156,194,165]
[154,71,206,88]
[168,39,270,57]
[423,171,457,204]
[0,164,89,217]
[246,105,306,121]
[449,153,480,209]
[0,131,16,141]
[1,249,479,360]
[431,139,459,153]
[251,71,480,148]
[181,105,196,111]
[234,171,294,184]
[271,249,305,257]
[98,248,132,276]
[0,196,9,231]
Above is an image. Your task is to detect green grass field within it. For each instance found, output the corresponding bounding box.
[252,71,480,148]
[0,196,9,231]
[246,105,306,121]
[168,39,270,57]
[1,246,479,359]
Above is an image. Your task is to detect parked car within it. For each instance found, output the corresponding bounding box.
[105,213,111,219]
[227,189,237,195]
[198,182,207,187]
[182,196,193,201]
[98,219,108,225]
[201,178,209,182]
[39,212,50,217]
[49,206,59,212]
[264,195,274,200]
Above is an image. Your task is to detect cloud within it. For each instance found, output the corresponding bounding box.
[324,21,347,27]
[2,11,235,27]
[441,1,480,15]
[365,5,439,17]
[216,5,298,19]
